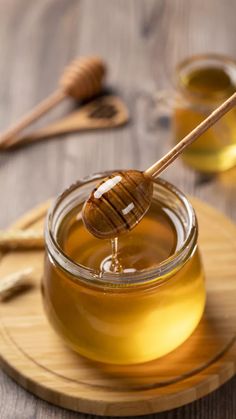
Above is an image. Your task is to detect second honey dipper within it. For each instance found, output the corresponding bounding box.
[82,91,236,239]
[0,56,106,149]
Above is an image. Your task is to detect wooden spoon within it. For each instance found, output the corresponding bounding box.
[82,91,236,239]
[1,96,129,149]
[0,56,106,148]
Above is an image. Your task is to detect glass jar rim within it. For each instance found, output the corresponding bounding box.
[45,172,198,287]
[175,53,236,102]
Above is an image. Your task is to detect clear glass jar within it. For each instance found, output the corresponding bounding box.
[156,54,236,173]
[42,172,206,365]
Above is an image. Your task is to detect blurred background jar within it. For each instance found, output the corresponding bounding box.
[156,54,236,173]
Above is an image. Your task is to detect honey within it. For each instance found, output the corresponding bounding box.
[173,54,236,172]
[57,200,178,273]
[43,174,205,364]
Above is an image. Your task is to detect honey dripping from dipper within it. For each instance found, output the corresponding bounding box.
[77,170,179,276]
[81,170,152,274]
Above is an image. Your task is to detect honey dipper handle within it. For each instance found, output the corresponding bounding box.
[0,89,66,149]
[145,91,236,178]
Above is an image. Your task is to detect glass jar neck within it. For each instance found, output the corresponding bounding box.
[175,54,236,108]
[45,173,198,289]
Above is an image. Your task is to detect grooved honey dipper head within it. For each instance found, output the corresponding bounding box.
[60,56,106,100]
[82,170,153,239]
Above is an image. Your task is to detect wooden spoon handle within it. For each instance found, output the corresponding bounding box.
[0,89,65,148]
[145,91,236,178]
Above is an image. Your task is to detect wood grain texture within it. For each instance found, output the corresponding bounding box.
[0,198,236,416]
[0,0,236,418]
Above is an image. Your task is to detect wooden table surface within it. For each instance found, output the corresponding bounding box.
[0,1,236,418]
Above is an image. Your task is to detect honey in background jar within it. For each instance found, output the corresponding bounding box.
[43,177,205,365]
[174,54,236,172]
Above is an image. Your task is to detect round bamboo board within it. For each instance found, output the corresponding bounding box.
[0,198,236,416]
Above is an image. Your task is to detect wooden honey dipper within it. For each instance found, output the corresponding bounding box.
[82,91,236,239]
[0,56,106,148]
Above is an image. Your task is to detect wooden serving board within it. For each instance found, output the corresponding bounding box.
[0,198,236,416]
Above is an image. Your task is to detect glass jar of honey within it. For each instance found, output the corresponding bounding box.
[157,54,236,172]
[42,172,206,365]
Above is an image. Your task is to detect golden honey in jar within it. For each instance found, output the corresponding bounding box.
[43,173,206,365]
[173,54,236,172]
